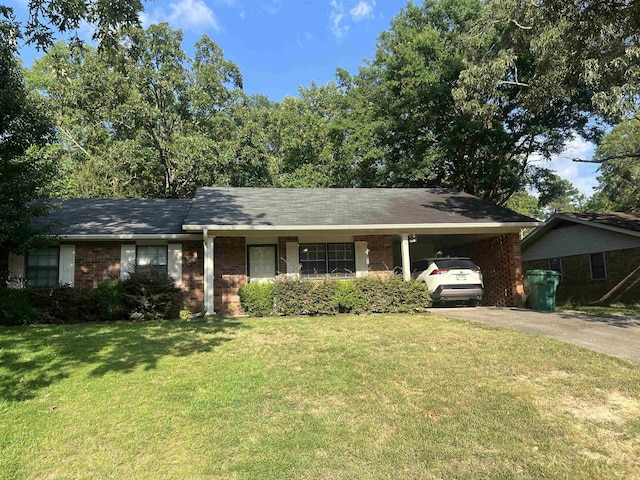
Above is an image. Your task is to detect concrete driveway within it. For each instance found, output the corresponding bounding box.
[427,306,640,364]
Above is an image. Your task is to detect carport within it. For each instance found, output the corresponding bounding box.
[392,230,531,307]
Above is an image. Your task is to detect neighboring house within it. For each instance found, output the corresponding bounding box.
[521,212,640,304]
[6,187,539,315]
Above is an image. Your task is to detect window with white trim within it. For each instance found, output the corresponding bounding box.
[136,245,168,275]
[589,252,606,280]
[26,247,59,287]
[299,243,355,278]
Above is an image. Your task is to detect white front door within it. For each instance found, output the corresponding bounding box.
[249,245,277,283]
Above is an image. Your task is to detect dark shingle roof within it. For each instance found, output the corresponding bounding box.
[184,187,536,227]
[36,199,192,235]
[559,212,640,234]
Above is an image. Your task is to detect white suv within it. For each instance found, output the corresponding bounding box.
[411,257,483,306]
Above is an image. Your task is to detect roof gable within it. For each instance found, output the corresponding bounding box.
[522,212,640,252]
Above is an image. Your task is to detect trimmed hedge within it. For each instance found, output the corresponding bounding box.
[238,282,275,317]
[238,275,431,317]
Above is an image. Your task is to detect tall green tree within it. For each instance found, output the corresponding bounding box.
[28,24,245,198]
[588,118,640,213]
[349,0,546,203]
[0,20,56,254]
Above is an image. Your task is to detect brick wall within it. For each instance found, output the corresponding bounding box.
[214,237,247,315]
[355,235,395,278]
[523,246,640,305]
[182,241,204,310]
[74,242,121,288]
[278,236,298,274]
[470,233,525,307]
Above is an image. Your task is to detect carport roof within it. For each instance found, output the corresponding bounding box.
[183,187,538,229]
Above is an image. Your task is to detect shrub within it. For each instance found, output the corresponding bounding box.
[238,282,276,317]
[0,289,39,326]
[260,275,431,317]
[30,286,99,324]
[122,267,182,321]
[95,279,126,321]
[333,280,365,313]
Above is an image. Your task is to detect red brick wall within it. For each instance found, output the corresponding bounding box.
[355,235,395,278]
[278,236,298,274]
[523,247,640,305]
[182,241,204,310]
[214,237,247,315]
[470,233,525,307]
[74,242,121,288]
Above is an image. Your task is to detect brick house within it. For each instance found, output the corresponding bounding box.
[7,188,539,315]
[521,212,640,305]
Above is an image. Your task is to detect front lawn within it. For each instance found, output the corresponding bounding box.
[1,315,639,479]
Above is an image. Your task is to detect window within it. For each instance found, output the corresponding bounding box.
[26,247,59,287]
[589,252,606,280]
[136,245,168,275]
[549,257,563,283]
[299,243,355,278]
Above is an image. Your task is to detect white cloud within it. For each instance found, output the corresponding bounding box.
[531,136,600,197]
[141,0,219,30]
[329,0,349,39]
[349,1,375,21]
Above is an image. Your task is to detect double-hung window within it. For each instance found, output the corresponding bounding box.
[26,247,59,287]
[299,243,355,278]
[589,252,606,280]
[136,245,168,275]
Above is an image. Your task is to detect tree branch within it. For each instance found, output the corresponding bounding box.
[510,19,533,30]
[499,80,530,87]
[572,153,640,163]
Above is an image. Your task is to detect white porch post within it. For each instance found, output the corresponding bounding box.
[204,231,215,315]
[401,233,411,282]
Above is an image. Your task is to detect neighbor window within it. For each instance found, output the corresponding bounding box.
[299,243,355,278]
[26,247,59,287]
[136,245,168,275]
[589,252,606,280]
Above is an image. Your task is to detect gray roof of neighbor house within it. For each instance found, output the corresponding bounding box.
[521,211,640,251]
[557,212,640,234]
[35,199,193,236]
[183,187,537,228]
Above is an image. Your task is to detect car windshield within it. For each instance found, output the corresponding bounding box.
[433,259,478,270]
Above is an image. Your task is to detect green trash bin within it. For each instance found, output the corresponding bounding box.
[526,270,561,311]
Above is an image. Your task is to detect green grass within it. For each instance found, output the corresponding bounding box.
[558,303,640,318]
[1,315,640,479]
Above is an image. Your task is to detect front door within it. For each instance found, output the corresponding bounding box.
[248,245,277,283]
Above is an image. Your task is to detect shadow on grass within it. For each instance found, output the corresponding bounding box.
[0,318,248,402]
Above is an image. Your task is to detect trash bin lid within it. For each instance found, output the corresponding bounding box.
[526,270,547,283]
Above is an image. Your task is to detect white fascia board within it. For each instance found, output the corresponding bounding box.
[55,233,202,241]
[184,222,542,234]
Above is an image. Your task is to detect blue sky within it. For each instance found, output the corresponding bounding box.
[13,0,600,196]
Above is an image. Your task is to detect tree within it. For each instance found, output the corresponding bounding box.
[346,0,556,203]
[456,0,640,148]
[27,25,246,198]
[587,118,640,213]
[1,0,143,50]
[0,30,56,282]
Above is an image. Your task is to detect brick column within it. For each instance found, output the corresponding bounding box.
[470,233,525,307]
[181,241,204,311]
[214,237,247,315]
[354,235,395,279]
